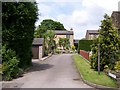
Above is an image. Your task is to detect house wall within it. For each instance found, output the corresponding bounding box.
[87,34,98,40]
[70,35,74,46]
[111,12,120,35]
[86,32,89,39]
[39,46,43,59]
[54,34,74,48]
[111,12,120,29]
[55,35,66,44]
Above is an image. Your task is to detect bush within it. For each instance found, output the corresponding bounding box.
[2,2,38,69]
[115,61,120,71]
[55,49,60,54]
[2,45,22,81]
[71,45,75,51]
[78,40,93,53]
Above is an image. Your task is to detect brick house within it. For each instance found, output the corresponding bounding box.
[85,30,99,40]
[53,30,74,49]
[32,38,43,59]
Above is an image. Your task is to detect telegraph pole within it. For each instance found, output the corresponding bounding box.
[98,43,100,75]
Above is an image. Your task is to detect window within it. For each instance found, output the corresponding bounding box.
[66,35,70,38]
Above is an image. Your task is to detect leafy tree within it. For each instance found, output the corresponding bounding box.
[65,38,70,50]
[91,14,120,71]
[58,38,64,49]
[40,19,65,30]
[43,30,56,55]
[58,38,70,50]
[34,19,66,55]
[59,38,65,50]
[2,2,38,69]
[34,19,66,38]
[34,25,47,38]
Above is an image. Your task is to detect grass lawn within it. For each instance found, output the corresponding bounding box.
[73,54,118,88]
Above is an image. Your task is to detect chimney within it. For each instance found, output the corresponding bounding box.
[70,28,73,31]
[118,1,120,11]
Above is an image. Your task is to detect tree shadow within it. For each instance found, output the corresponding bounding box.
[25,62,54,73]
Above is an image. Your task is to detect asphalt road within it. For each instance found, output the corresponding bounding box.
[2,54,92,88]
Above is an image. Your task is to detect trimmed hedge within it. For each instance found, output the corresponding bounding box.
[2,2,38,69]
[77,40,93,52]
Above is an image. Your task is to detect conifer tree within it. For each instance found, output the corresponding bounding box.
[91,14,120,71]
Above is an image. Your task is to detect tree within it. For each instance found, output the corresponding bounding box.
[58,38,70,50]
[40,19,66,30]
[34,25,47,38]
[59,38,65,50]
[91,14,120,71]
[34,19,66,38]
[34,19,66,55]
[2,2,38,69]
[43,30,56,55]
[64,38,70,50]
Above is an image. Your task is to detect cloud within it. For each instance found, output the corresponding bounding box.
[37,3,51,15]
[36,0,82,3]
[36,0,120,39]
[56,3,104,39]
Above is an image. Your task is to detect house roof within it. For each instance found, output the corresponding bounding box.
[32,38,44,46]
[53,30,74,35]
[111,11,120,14]
[86,30,99,34]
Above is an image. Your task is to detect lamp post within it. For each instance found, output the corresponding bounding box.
[98,43,100,75]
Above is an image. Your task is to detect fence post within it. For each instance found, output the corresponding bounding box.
[98,44,100,75]
[116,71,120,89]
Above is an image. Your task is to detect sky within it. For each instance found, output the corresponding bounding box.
[35,0,120,39]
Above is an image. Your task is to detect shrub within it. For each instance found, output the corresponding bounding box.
[55,49,60,54]
[103,65,109,74]
[71,45,75,51]
[2,2,38,69]
[77,40,93,53]
[115,61,120,71]
[2,45,22,81]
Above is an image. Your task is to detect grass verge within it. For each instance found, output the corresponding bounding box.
[73,54,118,88]
[0,64,2,74]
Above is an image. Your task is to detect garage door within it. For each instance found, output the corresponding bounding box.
[32,46,39,59]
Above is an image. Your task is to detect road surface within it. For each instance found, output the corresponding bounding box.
[2,54,92,88]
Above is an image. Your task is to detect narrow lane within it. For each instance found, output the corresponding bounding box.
[3,54,92,88]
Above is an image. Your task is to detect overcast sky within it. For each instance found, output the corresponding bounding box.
[35,0,120,39]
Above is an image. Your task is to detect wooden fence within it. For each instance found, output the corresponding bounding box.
[80,50,89,60]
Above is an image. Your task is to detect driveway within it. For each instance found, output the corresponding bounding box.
[2,54,92,88]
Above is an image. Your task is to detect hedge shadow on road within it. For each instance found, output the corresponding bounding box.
[26,62,54,73]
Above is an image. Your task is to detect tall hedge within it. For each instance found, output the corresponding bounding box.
[2,2,38,69]
[77,40,93,53]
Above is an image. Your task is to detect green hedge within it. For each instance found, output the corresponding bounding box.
[77,40,93,53]
[2,2,38,69]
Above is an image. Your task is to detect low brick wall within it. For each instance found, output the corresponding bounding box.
[80,50,89,60]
